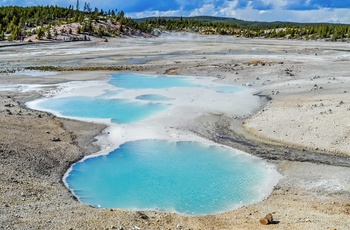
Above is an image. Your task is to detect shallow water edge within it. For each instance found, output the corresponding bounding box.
[24,72,277,216]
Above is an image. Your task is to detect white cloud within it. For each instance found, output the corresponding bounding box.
[226,7,350,23]
[271,0,287,8]
[288,8,350,23]
[217,0,238,16]
[129,10,183,18]
[189,4,217,16]
[140,0,350,23]
[1,0,349,23]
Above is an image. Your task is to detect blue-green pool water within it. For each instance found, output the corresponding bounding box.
[38,96,169,124]
[66,140,274,215]
[109,73,197,89]
[30,73,279,215]
[135,94,174,101]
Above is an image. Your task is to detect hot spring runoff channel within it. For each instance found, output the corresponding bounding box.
[29,73,281,215]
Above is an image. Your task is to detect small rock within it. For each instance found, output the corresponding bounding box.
[52,137,61,142]
[4,104,15,107]
[260,218,269,225]
[136,211,149,220]
[265,213,273,223]
[260,213,274,225]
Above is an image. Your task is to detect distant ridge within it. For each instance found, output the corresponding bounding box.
[135,15,350,41]
[135,16,349,28]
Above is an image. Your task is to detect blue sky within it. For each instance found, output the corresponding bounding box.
[1,0,350,23]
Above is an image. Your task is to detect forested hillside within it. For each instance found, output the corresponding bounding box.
[0,5,349,42]
[0,4,141,41]
[139,16,350,41]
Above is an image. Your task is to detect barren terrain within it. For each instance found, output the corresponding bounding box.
[1,36,350,229]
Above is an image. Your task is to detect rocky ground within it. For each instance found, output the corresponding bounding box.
[0,36,350,229]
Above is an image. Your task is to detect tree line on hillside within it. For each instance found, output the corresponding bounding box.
[0,4,349,42]
[0,4,140,41]
[140,17,350,41]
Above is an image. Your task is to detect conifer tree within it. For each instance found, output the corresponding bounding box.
[53,28,58,39]
[10,25,20,40]
[97,25,104,37]
[46,27,52,39]
[0,29,5,40]
[36,27,44,40]
[76,0,80,11]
